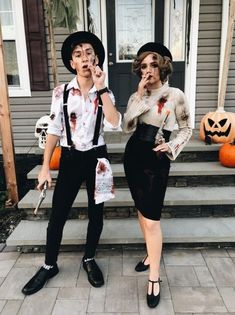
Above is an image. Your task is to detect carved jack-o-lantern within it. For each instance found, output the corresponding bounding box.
[199,109,235,143]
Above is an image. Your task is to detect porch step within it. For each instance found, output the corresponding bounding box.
[6,217,235,247]
[27,161,235,180]
[18,186,235,209]
[105,138,220,153]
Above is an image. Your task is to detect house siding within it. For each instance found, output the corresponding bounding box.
[195,0,235,130]
[7,27,72,154]
[226,32,235,110]
[1,0,235,153]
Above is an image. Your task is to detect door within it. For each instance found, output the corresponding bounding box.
[106,0,185,113]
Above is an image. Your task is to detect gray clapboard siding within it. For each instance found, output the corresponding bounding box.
[13,126,35,133]
[197,85,218,93]
[196,1,235,130]
[197,93,218,100]
[195,0,222,129]
[7,22,72,152]
[196,78,218,85]
[226,30,235,109]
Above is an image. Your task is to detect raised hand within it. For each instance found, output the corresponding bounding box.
[137,75,151,98]
[89,63,106,90]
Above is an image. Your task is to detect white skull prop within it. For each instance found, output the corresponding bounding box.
[34,115,51,149]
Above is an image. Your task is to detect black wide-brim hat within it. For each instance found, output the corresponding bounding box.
[61,31,105,74]
[137,42,173,61]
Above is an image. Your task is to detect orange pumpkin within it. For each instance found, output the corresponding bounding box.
[49,146,61,170]
[200,109,235,143]
[219,140,235,167]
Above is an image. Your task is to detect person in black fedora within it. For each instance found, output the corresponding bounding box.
[123,42,192,308]
[22,31,121,295]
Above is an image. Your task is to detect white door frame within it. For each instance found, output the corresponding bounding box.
[164,0,200,129]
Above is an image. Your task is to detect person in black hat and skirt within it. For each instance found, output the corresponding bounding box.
[123,42,192,308]
[22,31,121,295]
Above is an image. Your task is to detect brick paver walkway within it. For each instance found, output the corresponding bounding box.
[0,247,235,314]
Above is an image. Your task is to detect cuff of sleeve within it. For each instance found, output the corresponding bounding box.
[103,112,122,130]
[165,142,176,161]
[47,126,62,137]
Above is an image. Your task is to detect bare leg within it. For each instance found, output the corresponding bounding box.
[143,217,162,295]
[137,210,146,239]
[138,210,150,265]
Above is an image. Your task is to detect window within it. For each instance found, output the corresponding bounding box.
[87,0,101,38]
[115,0,153,62]
[0,0,30,96]
[168,0,186,61]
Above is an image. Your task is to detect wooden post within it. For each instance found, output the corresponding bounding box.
[0,22,19,206]
[218,0,235,109]
[44,0,59,87]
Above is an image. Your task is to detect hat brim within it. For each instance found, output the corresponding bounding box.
[61,31,105,74]
[137,42,173,61]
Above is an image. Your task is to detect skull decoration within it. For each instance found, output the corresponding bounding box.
[34,115,51,149]
[200,109,235,144]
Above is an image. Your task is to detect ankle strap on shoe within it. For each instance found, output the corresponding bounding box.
[148,278,162,284]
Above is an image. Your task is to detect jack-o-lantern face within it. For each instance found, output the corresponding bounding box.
[200,110,235,143]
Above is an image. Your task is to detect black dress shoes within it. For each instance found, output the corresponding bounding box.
[147,278,162,308]
[83,258,104,287]
[22,264,59,295]
[135,255,149,272]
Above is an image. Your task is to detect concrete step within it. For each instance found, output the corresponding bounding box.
[18,186,235,209]
[27,161,235,180]
[6,217,235,247]
[105,138,221,153]
[32,138,221,162]
[106,139,221,163]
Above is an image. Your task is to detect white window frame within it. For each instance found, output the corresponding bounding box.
[1,0,31,97]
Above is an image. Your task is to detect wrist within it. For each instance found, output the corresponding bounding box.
[41,162,50,170]
[136,91,144,99]
[97,86,109,96]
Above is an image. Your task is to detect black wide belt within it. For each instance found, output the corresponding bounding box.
[133,123,171,143]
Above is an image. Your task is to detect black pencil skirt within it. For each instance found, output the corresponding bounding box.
[123,135,170,221]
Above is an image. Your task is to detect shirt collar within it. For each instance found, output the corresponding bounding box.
[67,77,97,94]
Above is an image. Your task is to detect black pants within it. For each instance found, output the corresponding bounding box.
[45,145,108,265]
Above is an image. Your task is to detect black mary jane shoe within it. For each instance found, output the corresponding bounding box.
[22,264,59,295]
[83,258,104,287]
[146,278,162,308]
[135,255,149,272]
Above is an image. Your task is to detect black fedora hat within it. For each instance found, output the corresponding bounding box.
[61,31,105,74]
[137,42,173,61]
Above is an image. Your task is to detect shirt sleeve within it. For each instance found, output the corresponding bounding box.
[123,92,150,133]
[165,89,192,160]
[47,85,64,137]
[103,90,122,130]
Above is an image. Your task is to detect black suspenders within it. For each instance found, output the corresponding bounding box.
[62,84,103,148]
[93,104,103,146]
[63,84,74,148]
